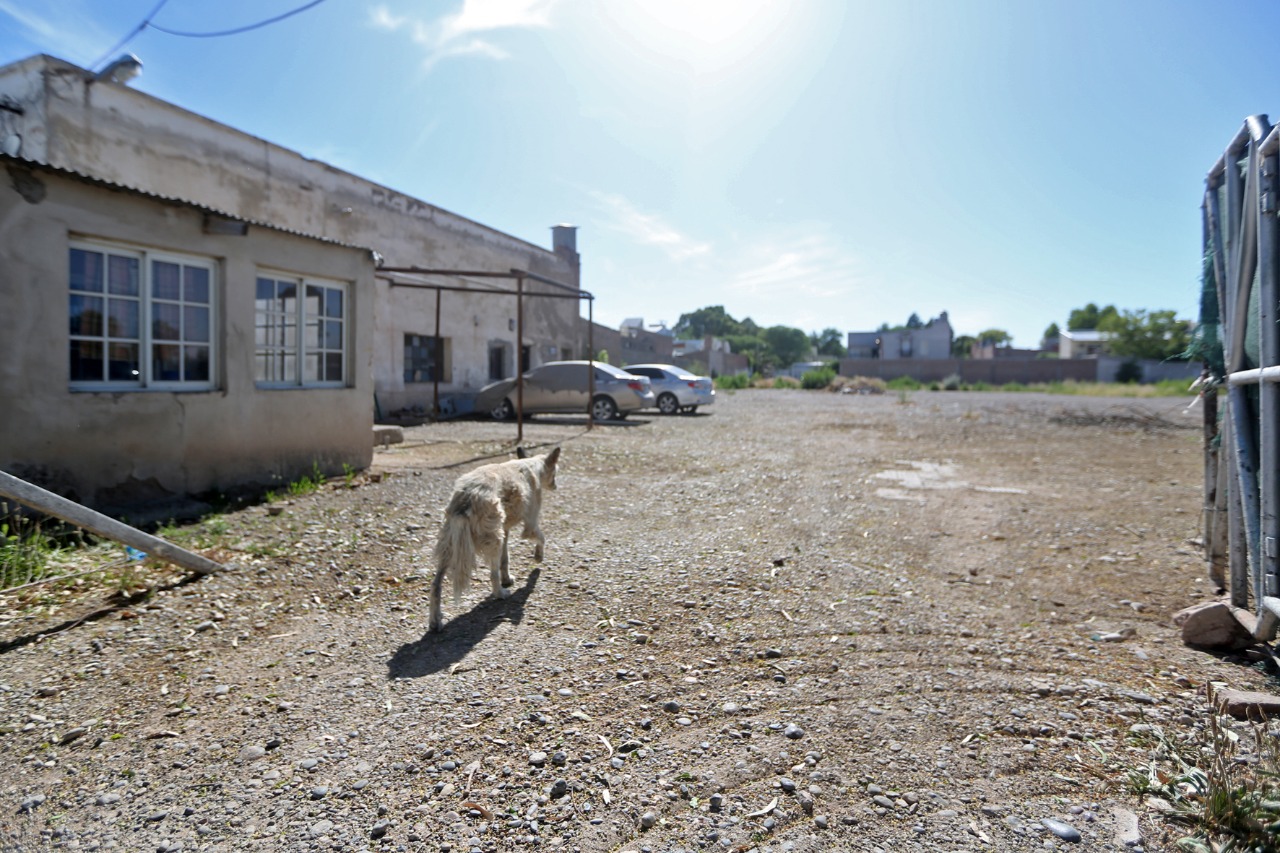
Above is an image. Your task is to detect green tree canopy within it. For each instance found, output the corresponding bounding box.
[764,325,812,367]
[1067,303,1120,331]
[1107,309,1191,360]
[1042,322,1060,342]
[952,334,976,359]
[810,327,848,357]
[673,305,749,338]
[905,312,924,329]
[976,328,1013,347]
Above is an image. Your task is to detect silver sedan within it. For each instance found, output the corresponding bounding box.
[622,363,716,415]
[475,361,655,421]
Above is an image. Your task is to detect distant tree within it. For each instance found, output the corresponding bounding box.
[810,327,848,357]
[764,325,811,367]
[1067,303,1120,331]
[951,334,976,359]
[906,312,924,329]
[1107,309,1191,360]
[673,306,743,338]
[976,328,1013,347]
[1042,322,1060,343]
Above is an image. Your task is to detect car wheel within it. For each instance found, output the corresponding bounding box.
[657,393,679,415]
[591,395,619,421]
[490,398,515,421]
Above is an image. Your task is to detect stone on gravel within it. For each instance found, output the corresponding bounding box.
[1041,817,1082,842]
[1172,601,1254,649]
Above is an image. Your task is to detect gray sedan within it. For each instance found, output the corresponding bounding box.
[475,361,655,421]
[622,363,715,414]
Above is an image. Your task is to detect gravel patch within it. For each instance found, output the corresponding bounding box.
[0,390,1256,851]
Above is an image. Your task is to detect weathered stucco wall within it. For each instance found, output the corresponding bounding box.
[0,55,583,412]
[0,161,375,515]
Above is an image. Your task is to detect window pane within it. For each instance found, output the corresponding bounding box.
[324,288,343,318]
[184,306,210,343]
[153,261,180,300]
[305,285,322,318]
[108,298,139,339]
[108,256,139,296]
[69,340,103,381]
[184,345,209,382]
[325,352,343,382]
[184,266,210,304]
[69,294,104,336]
[279,283,296,304]
[153,344,181,381]
[323,319,342,349]
[303,353,320,383]
[153,303,180,341]
[283,354,296,382]
[305,319,321,349]
[69,249,104,293]
[108,343,139,381]
[256,277,275,301]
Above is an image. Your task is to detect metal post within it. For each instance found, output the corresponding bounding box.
[517,275,524,445]
[587,295,595,430]
[432,286,441,419]
[0,471,225,576]
[1260,150,1280,597]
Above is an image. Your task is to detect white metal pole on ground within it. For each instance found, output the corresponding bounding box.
[0,471,226,576]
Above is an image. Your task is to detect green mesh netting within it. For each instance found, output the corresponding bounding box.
[1184,246,1225,379]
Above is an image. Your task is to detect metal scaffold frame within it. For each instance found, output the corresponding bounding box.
[1203,114,1280,639]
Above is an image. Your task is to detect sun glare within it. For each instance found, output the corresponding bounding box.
[602,0,799,69]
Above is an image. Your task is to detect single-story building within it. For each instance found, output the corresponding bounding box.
[0,53,586,420]
[1059,329,1111,358]
[0,52,588,513]
[0,154,375,518]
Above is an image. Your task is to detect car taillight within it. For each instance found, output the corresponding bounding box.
[627,381,643,391]
[688,381,697,388]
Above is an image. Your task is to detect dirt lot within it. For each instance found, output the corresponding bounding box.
[0,388,1267,852]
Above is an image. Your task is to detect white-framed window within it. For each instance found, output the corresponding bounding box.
[68,240,215,391]
[255,272,348,388]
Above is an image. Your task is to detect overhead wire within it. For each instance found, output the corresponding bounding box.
[146,0,329,38]
[90,0,330,69]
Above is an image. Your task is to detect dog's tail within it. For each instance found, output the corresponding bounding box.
[428,508,476,631]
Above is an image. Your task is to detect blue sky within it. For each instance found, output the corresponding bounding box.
[0,0,1273,347]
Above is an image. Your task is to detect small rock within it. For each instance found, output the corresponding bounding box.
[784,723,805,739]
[640,811,657,829]
[238,745,266,762]
[1041,817,1082,842]
[310,819,334,837]
[529,751,547,767]
[371,819,390,839]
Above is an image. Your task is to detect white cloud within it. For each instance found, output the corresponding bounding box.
[590,192,711,261]
[369,0,557,70]
[727,234,859,300]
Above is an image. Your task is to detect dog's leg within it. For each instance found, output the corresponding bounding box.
[485,536,512,599]
[428,561,448,633]
[500,530,515,588]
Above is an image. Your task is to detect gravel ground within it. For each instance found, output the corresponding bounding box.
[0,388,1267,852]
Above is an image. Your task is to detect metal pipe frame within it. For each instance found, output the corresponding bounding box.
[374,267,596,439]
[1206,115,1280,634]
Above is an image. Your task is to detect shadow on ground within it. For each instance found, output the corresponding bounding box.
[386,567,540,679]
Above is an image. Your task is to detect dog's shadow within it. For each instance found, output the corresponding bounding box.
[386,567,540,679]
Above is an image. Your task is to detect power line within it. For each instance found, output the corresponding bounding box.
[89,0,169,71]
[90,0,330,69]
[146,0,329,38]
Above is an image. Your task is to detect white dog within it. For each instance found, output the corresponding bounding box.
[428,447,560,632]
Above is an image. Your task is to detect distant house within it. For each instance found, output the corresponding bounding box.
[672,337,749,377]
[847,312,953,359]
[1059,329,1111,358]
